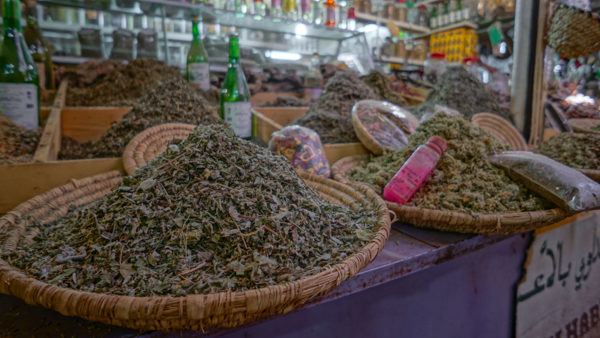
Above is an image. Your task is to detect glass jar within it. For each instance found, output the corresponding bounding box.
[424,52,447,83]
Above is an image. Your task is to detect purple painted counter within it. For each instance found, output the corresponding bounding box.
[0,224,530,337]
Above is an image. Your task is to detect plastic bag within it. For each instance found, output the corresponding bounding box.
[269,125,331,178]
[352,100,418,154]
[490,151,600,213]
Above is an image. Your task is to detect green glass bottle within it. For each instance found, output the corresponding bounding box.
[186,16,210,91]
[0,0,40,130]
[24,5,55,91]
[219,34,252,139]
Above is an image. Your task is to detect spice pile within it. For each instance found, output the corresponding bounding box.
[2,124,379,296]
[60,78,219,159]
[66,59,181,106]
[414,67,509,119]
[294,71,379,143]
[0,115,40,164]
[349,113,548,213]
[361,71,408,107]
[537,132,600,170]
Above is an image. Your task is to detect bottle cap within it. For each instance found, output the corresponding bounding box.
[427,136,448,154]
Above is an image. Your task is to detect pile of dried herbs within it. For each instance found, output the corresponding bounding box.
[348,113,549,213]
[361,71,408,107]
[0,114,40,164]
[2,124,379,296]
[592,124,600,132]
[294,71,379,143]
[60,78,219,159]
[413,67,510,119]
[537,132,600,169]
[66,59,181,106]
[260,96,308,107]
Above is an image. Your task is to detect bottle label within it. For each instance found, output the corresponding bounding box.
[188,63,210,91]
[0,83,39,130]
[383,148,439,205]
[223,101,252,138]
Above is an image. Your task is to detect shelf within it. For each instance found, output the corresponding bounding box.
[429,21,477,34]
[378,56,425,66]
[355,12,430,34]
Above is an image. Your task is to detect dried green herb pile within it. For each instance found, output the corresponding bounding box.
[0,114,40,164]
[414,67,509,119]
[60,78,219,159]
[261,96,308,107]
[66,59,181,106]
[537,132,600,169]
[361,71,408,107]
[3,124,378,296]
[349,113,548,213]
[294,71,379,143]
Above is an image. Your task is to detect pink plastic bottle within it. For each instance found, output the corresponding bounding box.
[383,136,448,205]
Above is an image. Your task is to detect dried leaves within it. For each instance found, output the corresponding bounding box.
[360,71,408,107]
[0,114,40,164]
[4,124,378,296]
[537,132,600,170]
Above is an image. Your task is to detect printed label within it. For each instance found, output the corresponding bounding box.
[0,83,39,130]
[224,101,252,138]
[188,63,210,91]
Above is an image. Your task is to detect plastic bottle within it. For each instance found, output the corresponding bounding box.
[383,136,448,205]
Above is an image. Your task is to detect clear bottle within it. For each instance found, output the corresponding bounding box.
[186,16,210,91]
[324,0,336,27]
[300,0,312,21]
[0,0,40,130]
[220,34,252,139]
[283,0,298,20]
[271,0,283,18]
[23,4,54,91]
[346,6,356,30]
[337,0,347,29]
[253,0,267,18]
[383,136,447,205]
[312,0,323,24]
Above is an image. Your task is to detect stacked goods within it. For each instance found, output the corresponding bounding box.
[60,78,219,159]
[66,59,181,106]
[537,133,600,170]
[360,72,408,107]
[294,71,379,143]
[414,67,509,119]
[348,113,549,213]
[0,115,40,164]
[2,124,380,296]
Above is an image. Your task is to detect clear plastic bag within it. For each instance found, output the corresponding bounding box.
[490,151,600,213]
[269,125,331,178]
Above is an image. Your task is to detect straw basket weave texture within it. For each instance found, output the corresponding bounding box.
[546,4,600,59]
[0,171,390,331]
[331,155,566,234]
[568,118,600,134]
[122,123,196,175]
[471,113,528,151]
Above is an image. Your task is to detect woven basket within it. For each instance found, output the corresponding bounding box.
[0,171,390,331]
[546,4,600,59]
[568,118,600,134]
[331,155,566,234]
[471,113,528,151]
[122,123,196,175]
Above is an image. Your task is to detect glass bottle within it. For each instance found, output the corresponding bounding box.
[283,0,298,20]
[303,53,323,100]
[346,5,356,30]
[186,16,210,92]
[271,0,283,18]
[0,0,40,130]
[383,136,447,205]
[324,0,336,27]
[337,0,347,29]
[300,0,311,22]
[253,0,267,18]
[429,4,437,28]
[312,0,323,24]
[220,34,252,139]
[23,4,54,91]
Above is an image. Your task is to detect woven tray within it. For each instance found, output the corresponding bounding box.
[546,4,600,59]
[0,171,390,331]
[471,113,528,151]
[331,155,566,234]
[568,118,600,134]
[122,123,196,175]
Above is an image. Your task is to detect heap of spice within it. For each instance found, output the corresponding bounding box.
[66,59,181,106]
[0,114,40,164]
[537,132,600,170]
[360,71,408,107]
[294,71,379,143]
[349,113,549,213]
[414,67,509,119]
[60,78,219,159]
[2,124,379,296]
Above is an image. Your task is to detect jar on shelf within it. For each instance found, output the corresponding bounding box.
[384,3,394,18]
[424,52,447,83]
[417,4,428,26]
[396,40,406,58]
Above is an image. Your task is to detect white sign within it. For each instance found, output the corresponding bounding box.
[516,211,600,338]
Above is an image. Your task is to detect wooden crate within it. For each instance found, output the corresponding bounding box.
[253,107,368,164]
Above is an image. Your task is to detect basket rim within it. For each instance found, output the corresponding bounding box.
[0,170,391,331]
[471,112,529,151]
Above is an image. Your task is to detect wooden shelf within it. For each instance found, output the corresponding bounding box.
[356,12,431,34]
[429,21,477,34]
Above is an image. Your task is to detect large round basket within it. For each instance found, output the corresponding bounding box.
[0,171,390,331]
[122,123,196,175]
[471,113,528,151]
[546,4,600,59]
[568,118,600,134]
[331,155,566,234]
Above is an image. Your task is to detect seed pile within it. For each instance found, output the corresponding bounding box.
[294,71,379,143]
[66,59,181,106]
[60,78,220,159]
[349,113,548,213]
[361,71,408,107]
[414,67,510,119]
[537,132,600,170]
[2,124,379,296]
[0,114,40,164]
